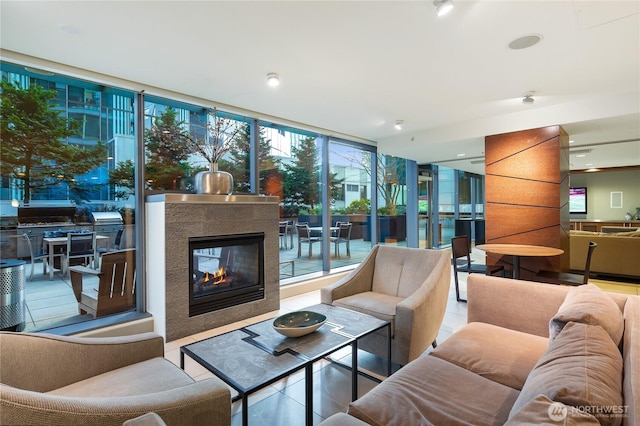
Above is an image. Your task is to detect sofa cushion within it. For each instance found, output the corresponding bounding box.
[549,284,624,346]
[348,355,520,426]
[333,291,402,337]
[430,322,548,390]
[48,357,195,397]
[510,322,623,426]
[505,394,600,425]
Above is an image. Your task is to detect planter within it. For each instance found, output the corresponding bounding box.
[194,164,233,195]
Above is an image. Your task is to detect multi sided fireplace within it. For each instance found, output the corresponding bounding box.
[189,232,265,317]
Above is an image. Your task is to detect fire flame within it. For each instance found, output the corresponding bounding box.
[204,267,226,285]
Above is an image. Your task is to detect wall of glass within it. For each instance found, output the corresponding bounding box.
[0,62,137,332]
[429,165,486,248]
[1,59,425,334]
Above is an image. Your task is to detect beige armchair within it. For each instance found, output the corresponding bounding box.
[0,332,231,426]
[321,245,451,365]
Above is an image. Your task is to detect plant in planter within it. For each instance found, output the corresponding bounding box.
[190,109,243,194]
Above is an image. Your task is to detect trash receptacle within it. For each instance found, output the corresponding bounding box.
[1,259,26,331]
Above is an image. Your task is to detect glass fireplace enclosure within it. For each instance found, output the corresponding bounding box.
[189,232,265,316]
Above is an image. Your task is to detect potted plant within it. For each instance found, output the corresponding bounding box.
[192,109,243,194]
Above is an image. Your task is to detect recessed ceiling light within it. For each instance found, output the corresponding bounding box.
[394,120,404,130]
[508,34,542,50]
[266,73,280,87]
[433,0,455,17]
[576,154,587,158]
[456,153,466,157]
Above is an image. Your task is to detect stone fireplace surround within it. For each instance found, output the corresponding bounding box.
[146,194,280,342]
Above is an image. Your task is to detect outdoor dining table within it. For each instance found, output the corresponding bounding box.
[42,235,110,280]
[475,243,564,280]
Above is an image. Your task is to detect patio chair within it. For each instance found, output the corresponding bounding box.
[63,232,97,273]
[296,223,322,258]
[22,232,62,281]
[321,245,451,365]
[69,248,136,318]
[331,222,352,258]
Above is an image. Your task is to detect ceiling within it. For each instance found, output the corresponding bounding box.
[1,0,639,175]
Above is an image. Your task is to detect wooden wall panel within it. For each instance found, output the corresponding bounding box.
[485,125,569,280]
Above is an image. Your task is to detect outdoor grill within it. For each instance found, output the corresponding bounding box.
[17,206,76,227]
[91,212,123,226]
[16,206,77,258]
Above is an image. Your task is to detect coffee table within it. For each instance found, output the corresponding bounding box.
[180,303,391,426]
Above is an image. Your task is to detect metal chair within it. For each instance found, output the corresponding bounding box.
[21,232,61,281]
[279,221,292,249]
[63,232,97,273]
[331,222,352,258]
[296,223,322,258]
[451,235,505,303]
[535,241,597,286]
[96,228,123,266]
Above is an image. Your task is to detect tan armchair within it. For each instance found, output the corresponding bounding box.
[321,245,451,365]
[0,332,231,426]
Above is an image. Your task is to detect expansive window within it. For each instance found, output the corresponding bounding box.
[376,154,407,246]
[0,63,137,332]
[1,59,419,335]
[329,140,374,268]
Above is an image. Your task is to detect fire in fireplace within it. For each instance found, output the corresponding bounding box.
[189,232,265,316]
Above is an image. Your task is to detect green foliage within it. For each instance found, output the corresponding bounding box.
[283,137,319,208]
[108,159,135,200]
[0,80,107,203]
[144,107,194,190]
[227,123,280,194]
[345,198,371,214]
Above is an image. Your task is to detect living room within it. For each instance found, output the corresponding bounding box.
[1,1,639,425]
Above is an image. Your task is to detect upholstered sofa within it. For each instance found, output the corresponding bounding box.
[570,229,640,278]
[0,332,231,425]
[321,275,640,425]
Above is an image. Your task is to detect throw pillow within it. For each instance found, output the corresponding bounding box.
[548,283,623,346]
[509,322,624,426]
[505,394,600,425]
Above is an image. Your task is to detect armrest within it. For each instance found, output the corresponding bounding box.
[321,245,379,304]
[69,266,102,301]
[466,275,569,338]
[0,332,165,392]
[69,265,101,276]
[0,377,231,426]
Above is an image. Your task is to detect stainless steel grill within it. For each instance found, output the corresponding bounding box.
[17,206,76,227]
[91,212,123,226]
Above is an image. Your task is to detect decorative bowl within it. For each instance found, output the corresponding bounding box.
[272,311,327,337]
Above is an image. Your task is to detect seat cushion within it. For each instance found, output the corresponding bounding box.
[48,357,195,397]
[347,355,520,426]
[333,291,402,336]
[509,322,623,426]
[430,322,548,390]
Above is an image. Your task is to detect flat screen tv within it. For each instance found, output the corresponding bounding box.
[569,187,587,214]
